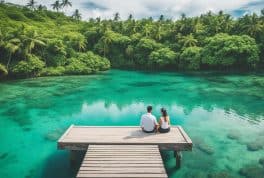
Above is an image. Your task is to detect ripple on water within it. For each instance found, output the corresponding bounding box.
[126,81,162,87]
[115,88,129,93]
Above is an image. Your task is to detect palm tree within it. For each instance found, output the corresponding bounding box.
[0,63,8,76]
[132,21,140,33]
[125,45,134,59]
[180,33,198,48]
[155,24,162,41]
[0,29,4,47]
[143,24,152,37]
[72,9,81,21]
[241,13,263,38]
[181,13,186,20]
[5,38,21,69]
[37,4,47,11]
[60,0,72,8]
[114,12,120,21]
[26,0,37,10]
[75,36,86,52]
[23,30,46,55]
[101,31,113,57]
[159,15,164,22]
[128,14,133,21]
[51,0,61,12]
[96,17,101,23]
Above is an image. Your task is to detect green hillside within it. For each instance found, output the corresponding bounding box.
[0,2,263,78]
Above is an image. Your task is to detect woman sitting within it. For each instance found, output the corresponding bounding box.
[158,108,170,133]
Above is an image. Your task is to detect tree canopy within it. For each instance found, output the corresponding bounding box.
[0,2,263,79]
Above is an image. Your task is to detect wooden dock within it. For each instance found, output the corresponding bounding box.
[58,125,192,178]
[77,145,167,178]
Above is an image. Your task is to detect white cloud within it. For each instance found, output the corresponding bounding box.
[5,0,264,20]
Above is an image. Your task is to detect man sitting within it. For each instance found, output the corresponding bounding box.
[140,106,158,133]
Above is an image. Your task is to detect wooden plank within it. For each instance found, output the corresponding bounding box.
[86,153,161,156]
[79,167,165,172]
[89,145,158,148]
[77,173,167,178]
[59,143,191,151]
[87,150,160,153]
[78,171,165,174]
[178,126,193,144]
[80,164,164,167]
[88,148,159,150]
[57,125,74,143]
[82,160,164,164]
[58,126,192,152]
[84,158,162,161]
[86,155,160,158]
[76,145,167,178]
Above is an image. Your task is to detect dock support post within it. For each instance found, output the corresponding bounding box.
[174,151,182,169]
[69,150,76,166]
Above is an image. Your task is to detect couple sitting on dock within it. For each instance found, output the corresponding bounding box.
[140,106,170,133]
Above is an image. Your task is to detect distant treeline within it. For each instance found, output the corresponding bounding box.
[0,1,263,78]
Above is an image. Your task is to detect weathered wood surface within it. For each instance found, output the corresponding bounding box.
[58,126,192,151]
[77,145,167,178]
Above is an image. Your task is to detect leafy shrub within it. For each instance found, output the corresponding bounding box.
[40,66,65,76]
[201,33,259,69]
[149,47,177,68]
[77,51,110,71]
[134,38,163,65]
[65,51,110,74]
[11,55,45,77]
[65,59,92,75]
[6,10,27,21]
[23,11,45,22]
[180,47,202,70]
[45,39,67,66]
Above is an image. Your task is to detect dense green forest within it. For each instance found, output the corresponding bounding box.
[0,1,263,78]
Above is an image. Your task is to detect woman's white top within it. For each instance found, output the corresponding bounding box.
[160,117,170,129]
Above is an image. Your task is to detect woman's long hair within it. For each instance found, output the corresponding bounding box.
[161,108,168,122]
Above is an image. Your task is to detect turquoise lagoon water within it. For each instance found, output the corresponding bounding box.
[0,70,264,178]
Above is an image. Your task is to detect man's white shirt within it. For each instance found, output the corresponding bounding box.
[140,113,158,131]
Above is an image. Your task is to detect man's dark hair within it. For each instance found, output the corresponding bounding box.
[147,106,152,112]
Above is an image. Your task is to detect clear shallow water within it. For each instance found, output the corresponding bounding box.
[0,70,264,178]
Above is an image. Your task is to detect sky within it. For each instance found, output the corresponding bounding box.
[5,0,264,20]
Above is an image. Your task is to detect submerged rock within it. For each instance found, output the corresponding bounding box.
[227,132,240,140]
[247,142,263,151]
[259,158,264,167]
[25,168,36,178]
[45,132,60,141]
[208,172,236,178]
[161,88,175,92]
[239,165,264,178]
[197,142,214,155]
[115,88,128,93]
[44,128,64,142]
[3,106,32,127]
[0,152,8,160]
[23,127,32,132]
[184,171,207,178]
